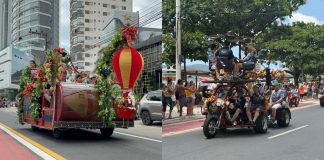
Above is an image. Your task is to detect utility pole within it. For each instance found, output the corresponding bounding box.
[175,0,182,81]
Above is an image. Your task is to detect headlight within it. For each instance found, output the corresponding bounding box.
[216,98,224,107]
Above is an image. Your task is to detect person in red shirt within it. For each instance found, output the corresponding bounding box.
[299,84,305,101]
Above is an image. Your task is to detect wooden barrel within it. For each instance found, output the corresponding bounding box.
[55,83,100,121]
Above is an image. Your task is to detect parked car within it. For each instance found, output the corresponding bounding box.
[138,90,162,125]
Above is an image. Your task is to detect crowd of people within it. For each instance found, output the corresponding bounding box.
[30,60,97,85]
[0,96,9,108]
[162,79,198,119]
[162,78,323,122]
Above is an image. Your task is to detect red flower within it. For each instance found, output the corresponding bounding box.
[121,25,138,45]
[54,48,64,54]
[23,83,35,96]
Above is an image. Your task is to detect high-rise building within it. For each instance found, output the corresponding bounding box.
[70,0,133,72]
[11,0,60,64]
[0,0,12,50]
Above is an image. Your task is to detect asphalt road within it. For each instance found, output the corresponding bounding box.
[0,108,162,160]
[163,103,324,160]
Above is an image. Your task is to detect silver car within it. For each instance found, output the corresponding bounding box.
[138,90,162,125]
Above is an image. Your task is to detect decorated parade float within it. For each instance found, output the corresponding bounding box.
[202,35,291,138]
[16,25,143,138]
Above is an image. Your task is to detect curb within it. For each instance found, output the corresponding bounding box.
[162,115,205,125]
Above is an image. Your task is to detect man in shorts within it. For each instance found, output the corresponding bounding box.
[246,85,265,124]
[270,83,286,124]
[226,89,246,125]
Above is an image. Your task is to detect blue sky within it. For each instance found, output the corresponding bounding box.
[186,0,324,68]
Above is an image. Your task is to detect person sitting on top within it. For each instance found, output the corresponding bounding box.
[215,40,235,71]
[90,74,97,84]
[234,39,258,77]
[75,74,83,83]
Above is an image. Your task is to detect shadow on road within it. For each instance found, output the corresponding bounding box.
[17,127,128,143]
[204,128,270,139]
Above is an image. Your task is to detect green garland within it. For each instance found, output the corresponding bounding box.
[16,66,44,123]
[16,66,30,124]
[95,32,126,126]
[16,49,63,124]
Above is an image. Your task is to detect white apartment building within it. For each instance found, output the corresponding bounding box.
[70,0,133,73]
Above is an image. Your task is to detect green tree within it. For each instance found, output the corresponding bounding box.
[162,0,306,67]
[257,22,324,86]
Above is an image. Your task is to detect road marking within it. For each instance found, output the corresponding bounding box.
[163,127,201,137]
[267,125,309,139]
[114,131,162,143]
[0,122,66,160]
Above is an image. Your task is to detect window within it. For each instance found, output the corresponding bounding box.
[103,12,108,16]
[122,0,126,2]
[85,1,90,5]
[148,93,162,101]
[103,3,107,7]
[85,27,90,31]
[85,10,89,14]
[85,19,89,23]
[122,6,126,10]
[111,5,116,9]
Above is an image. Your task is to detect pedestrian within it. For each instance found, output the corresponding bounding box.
[187,81,196,116]
[299,84,305,101]
[165,79,175,119]
[176,79,187,117]
[162,83,167,119]
[312,84,316,99]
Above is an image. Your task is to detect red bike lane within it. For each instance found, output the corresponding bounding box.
[0,129,39,160]
[163,100,318,137]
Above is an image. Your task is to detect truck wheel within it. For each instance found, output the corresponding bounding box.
[53,129,64,138]
[203,117,218,138]
[277,110,290,127]
[254,114,268,133]
[141,111,153,125]
[100,128,114,138]
[31,125,39,131]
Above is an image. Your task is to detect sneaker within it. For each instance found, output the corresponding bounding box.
[232,121,237,126]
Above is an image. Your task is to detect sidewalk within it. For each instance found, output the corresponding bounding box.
[163,105,205,125]
[0,129,39,160]
[163,97,319,125]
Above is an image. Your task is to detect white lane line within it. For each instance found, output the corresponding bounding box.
[268,125,309,139]
[114,131,162,143]
[0,125,56,160]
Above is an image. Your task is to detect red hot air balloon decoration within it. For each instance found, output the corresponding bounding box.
[112,25,143,120]
[112,46,144,90]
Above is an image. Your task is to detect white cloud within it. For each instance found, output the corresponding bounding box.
[287,12,323,25]
[59,0,70,51]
